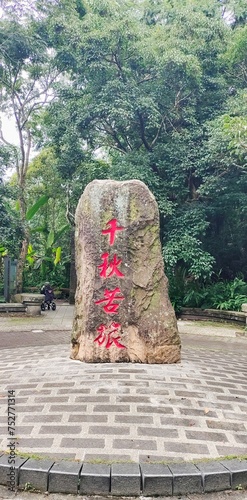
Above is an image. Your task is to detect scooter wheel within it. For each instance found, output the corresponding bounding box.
[41,303,45,311]
[51,302,56,311]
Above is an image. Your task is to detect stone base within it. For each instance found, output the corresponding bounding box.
[71,331,181,364]
[23,303,42,316]
[14,293,44,316]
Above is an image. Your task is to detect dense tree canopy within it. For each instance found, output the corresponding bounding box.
[0,0,247,303]
[40,0,237,278]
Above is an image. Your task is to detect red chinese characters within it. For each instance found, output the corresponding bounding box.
[94,322,125,349]
[94,218,126,349]
[98,253,124,278]
[101,218,124,246]
[95,288,124,314]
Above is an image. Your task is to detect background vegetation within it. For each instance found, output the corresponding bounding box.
[0,0,247,309]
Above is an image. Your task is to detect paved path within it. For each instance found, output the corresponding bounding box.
[0,485,247,500]
[0,302,73,334]
[0,305,246,464]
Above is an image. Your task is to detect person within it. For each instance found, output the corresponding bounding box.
[41,282,55,309]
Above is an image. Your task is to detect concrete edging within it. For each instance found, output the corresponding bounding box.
[179,308,246,325]
[0,454,247,496]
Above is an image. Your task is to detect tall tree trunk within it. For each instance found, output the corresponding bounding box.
[16,186,29,293]
[69,229,76,304]
[16,235,29,293]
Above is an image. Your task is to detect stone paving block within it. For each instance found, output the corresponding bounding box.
[19,458,54,492]
[185,430,228,442]
[217,445,247,457]
[196,461,231,492]
[88,425,129,435]
[223,411,247,421]
[61,437,105,448]
[50,405,87,412]
[118,381,149,387]
[160,416,197,427]
[97,388,130,394]
[80,463,110,495]
[69,414,108,423]
[206,420,246,431]
[164,442,210,455]
[0,454,28,487]
[116,396,151,403]
[22,415,63,423]
[93,405,130,413]
[13,405,44,413]
[220,459,247,489]
[137,405,174,414]
[235,434,247,444]
[111,464,141,496]
[17,438,54,448]
[113,439,156,450]
[39,425,82,434]
[137,427,178,438]
[114,415,153,424]
[140,463,173,496]
[168,462,203,495]
[49,461,82,494]
[180,408,218,418]
[75,396,110,403]
[84,454,131,462]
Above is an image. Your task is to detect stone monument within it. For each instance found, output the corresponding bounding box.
[71,179,181,363]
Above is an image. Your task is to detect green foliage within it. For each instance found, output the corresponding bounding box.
[0,165,23,258]
[41,0,233,286]
[26,195,50,221]
[25,224,69,280]
[23,260,70,290]
[0,246,8,257]
[2,0,247,294]
[164,235,215,280]
[170,277,247,312]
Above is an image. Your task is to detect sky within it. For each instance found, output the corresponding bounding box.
[1,116,19,145]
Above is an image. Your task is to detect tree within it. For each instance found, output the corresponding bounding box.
[0,149,22,256]
[42,0,230,281]
[0,12,60,291]
[197,19,247,280]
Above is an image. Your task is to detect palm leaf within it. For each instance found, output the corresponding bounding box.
[26,195,49,221]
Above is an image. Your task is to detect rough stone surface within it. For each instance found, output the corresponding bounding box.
[196,461,231,492]
[71,179,180,363]
[0,455,28,487]
[221,459,247,489]
[19,458,54,492]
[111,464,141,496]
[49,461,81,494]
[168,463,203,495]
[79,464,110,495]
[140,463,173,496]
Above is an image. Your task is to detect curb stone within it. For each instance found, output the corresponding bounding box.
[111,464,141,496]
[168,462,202,495]
[80,463,110,495]
[140,463,172,496]
[49,461,82,494]
[0,454,247,496]
[18,458,54,492]
[196,461,230,492]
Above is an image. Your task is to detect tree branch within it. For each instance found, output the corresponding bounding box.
[137,111,152,151]
[151,116,165,147]
[102,121,127,153]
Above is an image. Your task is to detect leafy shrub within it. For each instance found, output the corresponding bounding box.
[169,275,247,312]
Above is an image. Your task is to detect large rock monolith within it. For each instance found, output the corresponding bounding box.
[71,179,181,363]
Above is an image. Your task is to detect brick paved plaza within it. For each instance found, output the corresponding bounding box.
[0,304,246,463]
